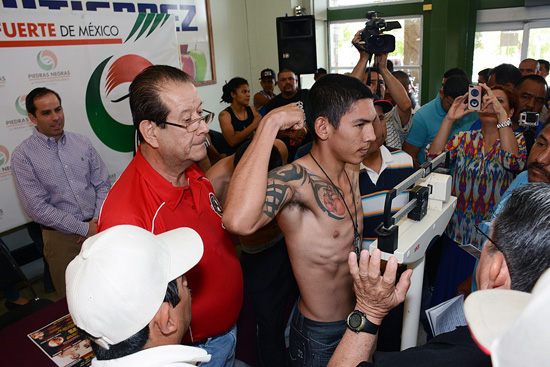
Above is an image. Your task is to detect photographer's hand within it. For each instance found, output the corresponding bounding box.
[350,29,372,81]
[428,93,472,155]
[374,53,388,71]
[375,52,413,125]
[352,29,370,57]
[479,83,508,123]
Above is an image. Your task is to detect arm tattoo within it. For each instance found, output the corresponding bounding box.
[264,164,308,218]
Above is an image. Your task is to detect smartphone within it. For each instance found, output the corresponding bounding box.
[468,84,481,111]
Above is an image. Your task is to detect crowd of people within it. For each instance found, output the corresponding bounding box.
[6,24,550,367]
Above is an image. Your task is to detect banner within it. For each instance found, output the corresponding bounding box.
[1,0,216,85]
[0,8,179,232]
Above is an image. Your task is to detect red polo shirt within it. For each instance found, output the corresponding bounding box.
[98,149,243,342]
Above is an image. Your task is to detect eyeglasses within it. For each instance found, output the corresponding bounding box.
[474,221,502,252]
[156,109,214,133]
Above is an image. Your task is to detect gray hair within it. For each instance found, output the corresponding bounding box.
[493,182,550,292]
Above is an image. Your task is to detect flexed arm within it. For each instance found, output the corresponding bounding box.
[223,104,305,235]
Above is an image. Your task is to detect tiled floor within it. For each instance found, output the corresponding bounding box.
[0,277,62,317]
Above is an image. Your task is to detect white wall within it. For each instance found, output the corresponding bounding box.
[201,0,325,132]
[195,0,251,131]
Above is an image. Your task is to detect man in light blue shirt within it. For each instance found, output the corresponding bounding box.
[403,74,478,166]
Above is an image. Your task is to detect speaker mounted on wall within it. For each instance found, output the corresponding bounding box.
[276,15,317,75]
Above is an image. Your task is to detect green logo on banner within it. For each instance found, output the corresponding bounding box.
[86,55,152,152]
[15,95,27,116]
[125,13,171,43]
[36,50,57,71]
[0,146,9,167]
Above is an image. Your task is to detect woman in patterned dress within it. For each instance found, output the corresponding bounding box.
[426,84,527,305]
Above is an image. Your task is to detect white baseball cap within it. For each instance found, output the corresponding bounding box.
[66,225,203,349]
[464,267,550,367]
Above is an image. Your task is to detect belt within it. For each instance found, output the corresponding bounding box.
[185,325,236,346]
[40,218,93,231]
[187,338,208,346]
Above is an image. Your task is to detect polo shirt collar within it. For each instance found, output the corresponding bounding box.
[134,148,204,211]
[435,93,446,117]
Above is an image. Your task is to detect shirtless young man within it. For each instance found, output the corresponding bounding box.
[223,74,376,367]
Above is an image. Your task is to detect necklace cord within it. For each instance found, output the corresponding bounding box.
[309,152,359,238]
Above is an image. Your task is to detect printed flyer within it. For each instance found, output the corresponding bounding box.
[28,314,94,367]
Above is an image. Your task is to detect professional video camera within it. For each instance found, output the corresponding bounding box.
[359,11,401,54]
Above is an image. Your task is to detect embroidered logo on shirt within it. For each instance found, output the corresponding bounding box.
[209,192,223,218]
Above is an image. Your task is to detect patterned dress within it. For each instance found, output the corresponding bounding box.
[427,129,526,249]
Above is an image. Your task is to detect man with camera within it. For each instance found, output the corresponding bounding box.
[351,24,412,150]
[514,75,547,140]
[473,74,548,154]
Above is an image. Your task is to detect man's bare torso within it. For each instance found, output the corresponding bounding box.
[268,156,362,322]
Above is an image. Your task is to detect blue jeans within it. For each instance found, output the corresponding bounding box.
[289,302,346,367]
[195,324,237,367]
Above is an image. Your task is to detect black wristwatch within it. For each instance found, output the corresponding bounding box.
[346,310,379,334]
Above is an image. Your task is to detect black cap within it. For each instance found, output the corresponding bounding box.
[259,68,276,80]
[373,99,393,114]
[314,68,327,78]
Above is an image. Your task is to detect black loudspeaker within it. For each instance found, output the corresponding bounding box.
[276,15,317,75]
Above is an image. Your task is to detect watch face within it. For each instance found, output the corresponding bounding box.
[349,312,363,328]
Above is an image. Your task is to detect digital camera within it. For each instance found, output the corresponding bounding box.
[519,111,540,128]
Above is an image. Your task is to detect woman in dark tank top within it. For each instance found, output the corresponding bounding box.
[219,77,262,154]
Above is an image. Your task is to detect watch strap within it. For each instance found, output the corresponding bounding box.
[347,310,379,335]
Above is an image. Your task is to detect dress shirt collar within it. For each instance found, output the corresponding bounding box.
[32,126,66,147]
[360,145,393,185]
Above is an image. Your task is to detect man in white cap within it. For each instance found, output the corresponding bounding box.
[465,266,550,367]
[328,182,550,367]
[66,225,209,367]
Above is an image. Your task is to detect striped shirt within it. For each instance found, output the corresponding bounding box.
[360,146,415,247]
[11,128,110,236]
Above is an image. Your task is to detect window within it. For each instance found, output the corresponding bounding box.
[526,25,550,60]
[473,7,550,81]
[329,0,420,7]
[473,30,524,79]
[329,16,422,100]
